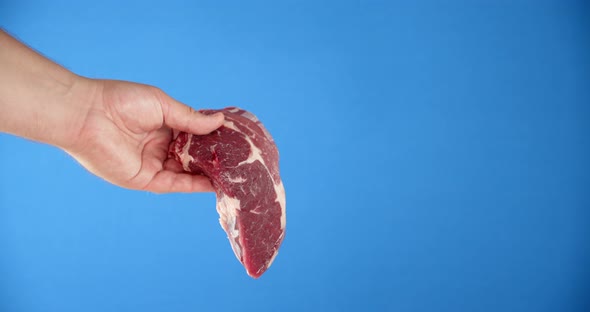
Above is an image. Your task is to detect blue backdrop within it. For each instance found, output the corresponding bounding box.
[1,1,589,311]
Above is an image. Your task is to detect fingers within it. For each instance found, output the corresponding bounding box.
[130,131,214,193]
[143,170,215,194]
[159,92,224,135]
[163,157,185,173]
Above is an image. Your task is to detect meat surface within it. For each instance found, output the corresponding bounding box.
[169,107,286,278]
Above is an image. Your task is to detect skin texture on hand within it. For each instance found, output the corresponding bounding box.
[66,79,225,193]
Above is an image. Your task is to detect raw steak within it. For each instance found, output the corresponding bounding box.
[168,107,286,278]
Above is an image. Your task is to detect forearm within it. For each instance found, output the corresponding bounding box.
[0,29,94,149]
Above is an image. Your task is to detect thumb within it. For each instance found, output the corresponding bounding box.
[159,93,224,135]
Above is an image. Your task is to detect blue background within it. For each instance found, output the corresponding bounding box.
[1,1,589,311]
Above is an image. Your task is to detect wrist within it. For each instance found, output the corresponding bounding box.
[54,75,101,151]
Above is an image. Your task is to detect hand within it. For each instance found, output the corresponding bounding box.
[0,30,223,193]
[65,79,224,193]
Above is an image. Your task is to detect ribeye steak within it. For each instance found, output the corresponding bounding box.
[169,107,286,278]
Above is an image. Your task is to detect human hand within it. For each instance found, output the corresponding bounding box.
[0,30,222,193]
[65,79,224,193]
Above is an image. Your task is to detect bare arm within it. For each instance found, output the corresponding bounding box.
[0,29,91,148]
[0,29,223,193]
